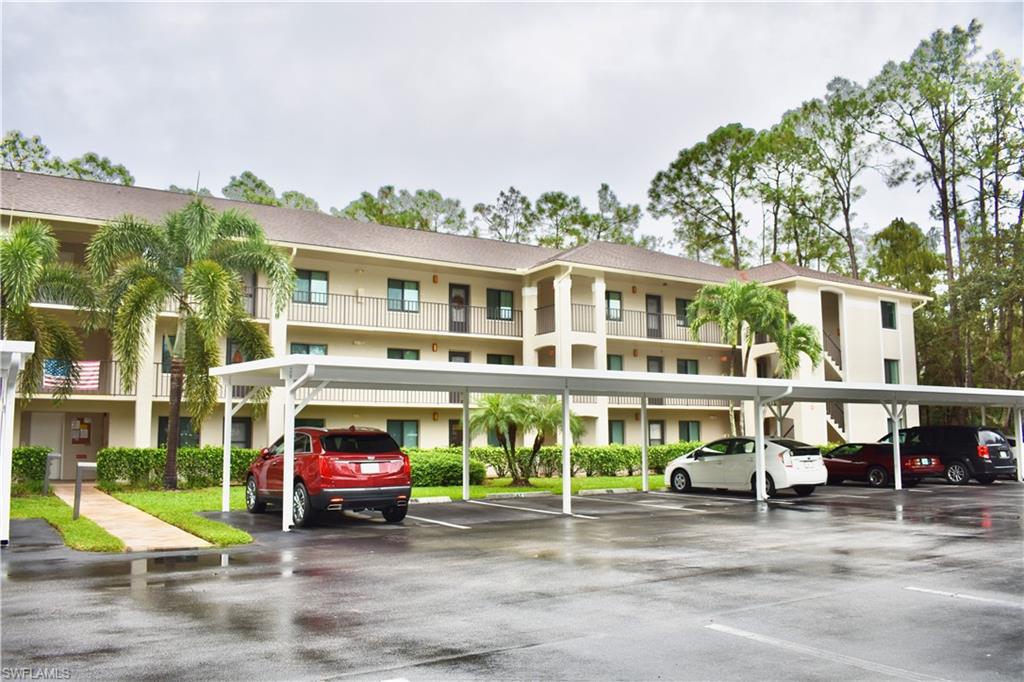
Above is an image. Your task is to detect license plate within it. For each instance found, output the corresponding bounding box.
[998,452,1008,459]
[360,462,381,474]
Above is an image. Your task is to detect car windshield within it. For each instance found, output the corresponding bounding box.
[320,433,401,454]
[979,430,1007,446]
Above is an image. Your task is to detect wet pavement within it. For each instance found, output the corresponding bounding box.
[2,481,1022,680]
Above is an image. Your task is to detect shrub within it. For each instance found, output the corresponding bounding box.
[97,446,261,489]
[12,446,51,492]
[407,450,485,487]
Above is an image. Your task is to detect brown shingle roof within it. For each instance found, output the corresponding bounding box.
[1,171,919,296]
[0,170,555,271]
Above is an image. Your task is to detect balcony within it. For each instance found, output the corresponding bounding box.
[571,304,595,333]
[608,396,731,408]
[161,287,271,320]
[607,309,723,344]
[35,360,134,397]
[289,293,522,338]
[535,305,555,334]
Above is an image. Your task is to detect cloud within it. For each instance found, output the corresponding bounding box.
[3,2,1021,254]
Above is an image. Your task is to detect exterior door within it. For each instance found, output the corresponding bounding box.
[449,351,470,403]
[29,412,64,480]
[647,356,664,405]
[63,413,104,480]
[449,284,470,333]
[646,295,662,338]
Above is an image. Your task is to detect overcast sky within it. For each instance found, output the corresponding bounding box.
[3,2,1022,257]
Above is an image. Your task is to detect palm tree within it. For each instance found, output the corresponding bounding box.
[0,219,95,398]
[470,394,584,486]
[88,199,294,489]
[690,279,821,434]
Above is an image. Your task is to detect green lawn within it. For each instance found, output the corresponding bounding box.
[11,495,125,552]
[110,487,252,547]
[412,475,665,499]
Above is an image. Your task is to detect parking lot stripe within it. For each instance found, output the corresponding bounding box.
[467,499,598,520]
[646,491,752,504]
[704,623,942,681]
[406,515,471,530]
[904,586,1023,609]
[581,496,712,513]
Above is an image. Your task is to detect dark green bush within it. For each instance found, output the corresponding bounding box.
[97,446,261,489]
[407,450,485,486]
[12,446,51,492]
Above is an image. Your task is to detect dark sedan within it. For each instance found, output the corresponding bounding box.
[823,442,944,487]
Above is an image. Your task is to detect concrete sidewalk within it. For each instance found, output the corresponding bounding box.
[52,483,211,552]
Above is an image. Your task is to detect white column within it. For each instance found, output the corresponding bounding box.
[521,286,538,366]
[890,400,903,491]
[282,378,295,532]
[754,397,767,501]
[133,319,157,447]
[1014,407,1023,483]
[1,353,24,546]
[554,275,573,369]
[462,391,471,501]
[222,379,232,513]
[267,304,289,439]
[640,395,650,492]
[562,387,572,514]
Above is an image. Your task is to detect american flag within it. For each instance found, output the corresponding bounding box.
[42,359,101,391]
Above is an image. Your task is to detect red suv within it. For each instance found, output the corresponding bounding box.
[245,426,411,526]
[823,442,944,487]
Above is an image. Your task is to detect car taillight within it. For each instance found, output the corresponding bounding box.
[403,454,411,475]
[977,445,990,459]
[319,457,332,477]
[778,452,793,467]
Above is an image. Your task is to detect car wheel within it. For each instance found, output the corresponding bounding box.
[670,469,692,492]
[292,482,313,527]
[382,505,407,523]
[867,466,889,488]
[975,475,996,485]
[792,485,815,497]
[750,474,776,498]
[944,462,970,485]
[245,476,266,513]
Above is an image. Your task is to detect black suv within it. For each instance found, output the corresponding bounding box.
[880,426,1017,484]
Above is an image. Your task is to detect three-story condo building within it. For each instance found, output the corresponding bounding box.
[2,171,926,478]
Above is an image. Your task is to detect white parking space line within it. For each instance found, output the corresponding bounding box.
[704,623,943,681]
[823,493,872,499]
[646,491,752,504]
[406,515,471,530]
[467,499,598,520]
[900,488,932,493]
[581,496,712,513]
[904,586,1023,609]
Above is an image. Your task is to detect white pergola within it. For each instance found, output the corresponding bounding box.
[1,340,35,546]
[211,355,1024,532]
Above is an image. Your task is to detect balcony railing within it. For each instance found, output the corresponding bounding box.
[607,396,731,408]
[153,363,253,399]
[607,309,723,344]
[536,305,555,334]
[295,387,459,405]
[37,360,134,397]
[289,293,522,337]
[571,304,595,333]
[161,287,271,319]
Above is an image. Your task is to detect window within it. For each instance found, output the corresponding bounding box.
[386,420,419,448]
[675,298,691,326]
[702,440,729,454]
[226,339,247,365]
[487,429,501,447]
[387,279,420,312]
[448,419,464,447]
[157,416,200,448]
[756,356,771,378]
[677,359,698,375]
[294,270,328,305]
[605,291,622,321]
[648,420,665,446]
[294,432,312,453]
[291,343,327,355]
[881,301,897,329]
[387,348,420,360]
[230,417,252,449]
[161,335,176,373]
[607,354,624,371]
[609,420,625,445]
[647,356,663,373]
[320,433,402,453]
[884,359,900,384]
[486,289,514,321]
[295,418,325,428]
[487,354,515,365]
[678,420,700,441]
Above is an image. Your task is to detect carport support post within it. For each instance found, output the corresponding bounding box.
[222,378,232,513]
[640,395,650,492]
[461,391,470,501]
[754,397,767,501]
[562,387,572,515]
[282,377,296,532]
[1014,407,1023,483]
[890,400,903,491]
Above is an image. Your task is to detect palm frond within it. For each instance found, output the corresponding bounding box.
[87,215,166,283]
[9,308,83,401]
[174,199,218,264]
[111,277,167,392]
[0,219,59,310]
[183,259,238,341]
[208,238,295,314]
[182,317,221,423]
[215,209,264,241]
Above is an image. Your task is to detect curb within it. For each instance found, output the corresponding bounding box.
[410,496,452,504]
[485,491,553,500]
[578,488,637,496]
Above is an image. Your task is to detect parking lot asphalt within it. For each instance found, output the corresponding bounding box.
[2,481,1022,681]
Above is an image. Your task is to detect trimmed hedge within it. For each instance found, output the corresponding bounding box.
[13,446,51,492]
[406,450,486,486]
[445,442,705,479]
[97,447,260,489]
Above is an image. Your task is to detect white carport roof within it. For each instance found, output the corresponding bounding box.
[210,355,1024,408]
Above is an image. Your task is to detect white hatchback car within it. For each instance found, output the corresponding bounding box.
[663,437,827,497]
